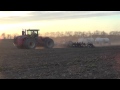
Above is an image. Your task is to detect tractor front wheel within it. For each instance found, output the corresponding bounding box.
[24,39,36,49]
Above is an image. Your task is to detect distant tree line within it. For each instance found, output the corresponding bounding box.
[1,30,120,40]
[0,33,19,39]
[44,30,120,38]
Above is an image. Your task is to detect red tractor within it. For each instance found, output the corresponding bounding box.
[13,29,54,49]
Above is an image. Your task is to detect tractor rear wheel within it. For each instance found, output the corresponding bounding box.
[24,39,36,49]
[44,38,54,48]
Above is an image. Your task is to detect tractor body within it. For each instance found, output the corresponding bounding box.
[13,29,54,49]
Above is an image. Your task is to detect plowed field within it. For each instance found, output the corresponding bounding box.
[0,40,120,79]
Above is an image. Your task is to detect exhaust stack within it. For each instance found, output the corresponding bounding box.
[22,30,24,35]
[22,29,26,35]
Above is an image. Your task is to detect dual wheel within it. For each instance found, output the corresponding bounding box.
[16,38,54,49]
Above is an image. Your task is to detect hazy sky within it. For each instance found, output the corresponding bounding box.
[0,11,120,35]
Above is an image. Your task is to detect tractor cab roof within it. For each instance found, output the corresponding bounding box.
[27,29,39,31]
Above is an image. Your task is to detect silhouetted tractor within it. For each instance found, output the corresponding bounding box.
[13,29,54,49]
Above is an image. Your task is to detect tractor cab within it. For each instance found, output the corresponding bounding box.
[22,29,39,37]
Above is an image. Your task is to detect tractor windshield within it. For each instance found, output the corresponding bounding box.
[27,30,32,35]
[27,30,38,35]
[27,30,39,37]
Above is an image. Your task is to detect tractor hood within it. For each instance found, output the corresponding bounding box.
[15,35,28,39]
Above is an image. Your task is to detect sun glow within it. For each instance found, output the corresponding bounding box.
[0,11,120,35]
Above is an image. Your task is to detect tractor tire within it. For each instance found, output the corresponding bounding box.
[44,38,54,48]
[24,38,36,49]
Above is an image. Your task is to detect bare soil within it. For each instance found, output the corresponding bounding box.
[0,39,120,79]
